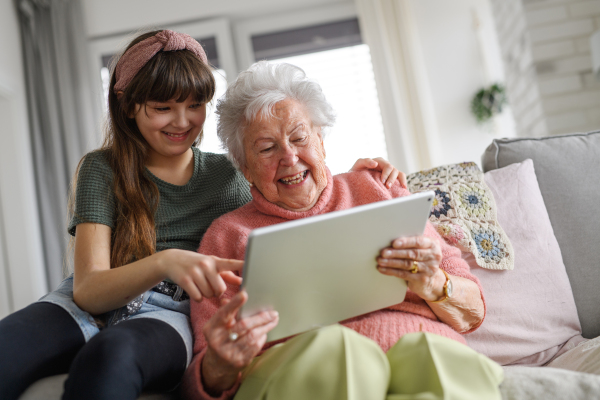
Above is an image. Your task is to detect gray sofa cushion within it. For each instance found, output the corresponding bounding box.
[481,131,600,339]
[500,366,600,400]
[21,368,600,400]
[18,374,178,400]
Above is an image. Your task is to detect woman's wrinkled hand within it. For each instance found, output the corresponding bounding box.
[202,291,279,392]
[349,157,407,189]
[376,235,446,302]
[157,249,244,303]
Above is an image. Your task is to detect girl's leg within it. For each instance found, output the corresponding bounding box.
[0,302,85,400]
[62,317,187,400]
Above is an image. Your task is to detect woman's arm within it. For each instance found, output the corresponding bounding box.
[201,292,278,395]
[425,272,484,333]
[377,234,484,333]
[72,223,243,315]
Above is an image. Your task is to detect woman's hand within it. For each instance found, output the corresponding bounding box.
[350,157,407,189]
[157,249,244,303]
[376,235,446,302]
[202,291,279,393]
[377,235,485,332]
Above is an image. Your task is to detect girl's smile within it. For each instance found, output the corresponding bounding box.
[163,129,192,142]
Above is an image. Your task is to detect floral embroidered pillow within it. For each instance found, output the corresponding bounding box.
[407,162,514,270]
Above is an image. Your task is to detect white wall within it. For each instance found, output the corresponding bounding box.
[0,1,47,316]
[410,0,516,168]
[82,0,352,38]
[490,0,549,137]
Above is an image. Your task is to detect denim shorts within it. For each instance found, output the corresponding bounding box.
[38,275,193,365]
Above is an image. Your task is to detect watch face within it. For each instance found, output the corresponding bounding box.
[446,278,453,298]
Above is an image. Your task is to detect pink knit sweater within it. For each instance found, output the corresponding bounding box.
[182,169,485,400]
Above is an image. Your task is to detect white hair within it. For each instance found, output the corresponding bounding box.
[216,61,336,170]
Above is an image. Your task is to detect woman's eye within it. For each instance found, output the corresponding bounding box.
[260,147,274,153]
[294,136,307,143]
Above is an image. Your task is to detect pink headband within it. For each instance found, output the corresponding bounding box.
[113,30,208,93]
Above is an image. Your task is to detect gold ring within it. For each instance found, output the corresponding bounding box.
[410,261,419,274]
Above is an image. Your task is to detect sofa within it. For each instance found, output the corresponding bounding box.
[18,131,600,400]
[473,130,600,399]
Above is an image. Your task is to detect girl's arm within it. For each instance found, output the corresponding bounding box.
[349,157,407,188]
[72,223,243,315]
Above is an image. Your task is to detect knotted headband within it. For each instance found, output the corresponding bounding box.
[113,30,208,93]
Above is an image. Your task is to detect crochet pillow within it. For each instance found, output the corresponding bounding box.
[463,160,584,366]
[407,162,513,270]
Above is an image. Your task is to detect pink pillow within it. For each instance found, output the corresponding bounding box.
[463,159,584,366]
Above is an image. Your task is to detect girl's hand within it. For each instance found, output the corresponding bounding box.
[157,249,244,302]
[376,235,446,301]
[202,291,279,392]
[350,157,407,189]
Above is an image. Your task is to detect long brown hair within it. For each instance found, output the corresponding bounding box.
[70,30,215,271]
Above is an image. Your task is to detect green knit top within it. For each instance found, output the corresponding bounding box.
[68,148,252,254]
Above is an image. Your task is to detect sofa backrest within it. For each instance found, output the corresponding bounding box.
[481,130,600,339]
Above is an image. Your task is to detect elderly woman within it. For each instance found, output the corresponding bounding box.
[183,62,503,400]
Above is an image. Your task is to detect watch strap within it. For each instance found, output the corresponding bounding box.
[430,269,451,303]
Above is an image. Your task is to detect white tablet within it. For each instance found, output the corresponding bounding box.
[239,190,434,342]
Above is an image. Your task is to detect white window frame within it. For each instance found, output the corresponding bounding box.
[165,18,238,82]
[233,3,359,71]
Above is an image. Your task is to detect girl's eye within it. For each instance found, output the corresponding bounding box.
[190,103,203,109]
[154,106,170,111]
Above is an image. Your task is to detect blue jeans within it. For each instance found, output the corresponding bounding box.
[39,275,193,365]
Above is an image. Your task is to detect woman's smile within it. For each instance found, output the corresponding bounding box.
[279,170,309,186]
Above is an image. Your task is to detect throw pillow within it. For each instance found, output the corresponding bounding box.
[407,162,514,270]
[482,131,600,339]
[463,159,584,366]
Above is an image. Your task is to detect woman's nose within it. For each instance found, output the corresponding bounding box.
[279,144,298,166]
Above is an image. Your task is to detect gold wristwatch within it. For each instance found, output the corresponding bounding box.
[430,269,453,303]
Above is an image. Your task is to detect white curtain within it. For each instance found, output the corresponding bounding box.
[354,0,441,173]
[16,0,100,291]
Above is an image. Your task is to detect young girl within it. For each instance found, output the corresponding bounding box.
[0,30,403,400]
